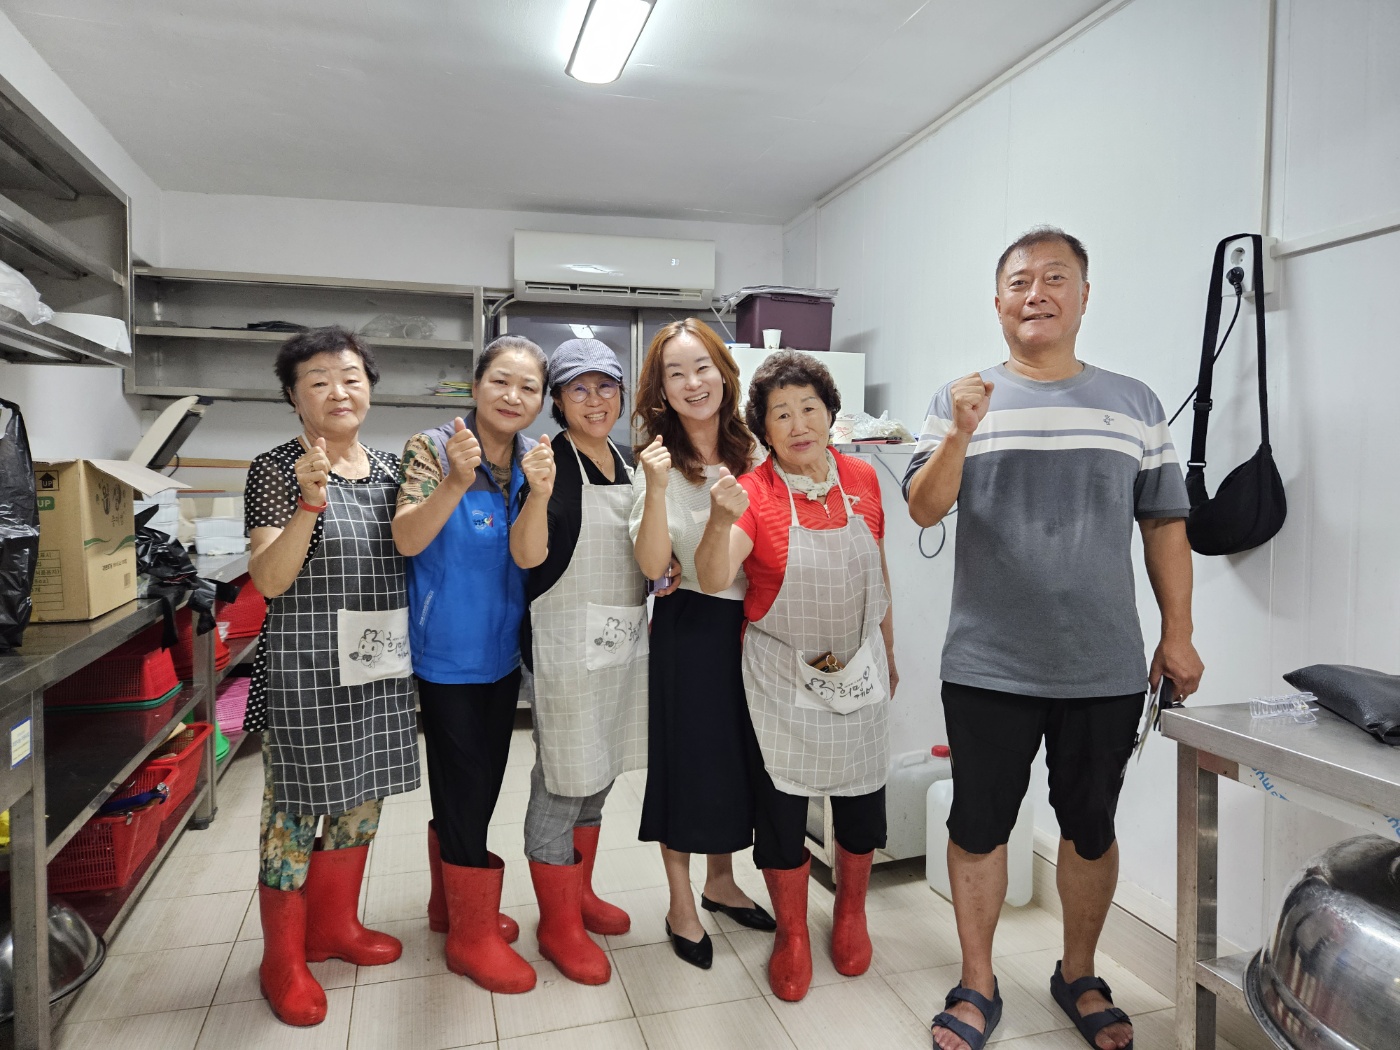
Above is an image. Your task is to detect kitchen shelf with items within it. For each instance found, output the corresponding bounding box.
[0,81,131,367]
[128,268,487,407]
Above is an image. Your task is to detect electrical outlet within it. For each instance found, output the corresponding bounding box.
[1220,235,1277,299]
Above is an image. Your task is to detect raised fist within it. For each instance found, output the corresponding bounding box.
[295,437,330,504]
[444,417,483,488]
[638,434,671,490]
[708,466,749,525]
[521,433,555,498]
[950,372,994,436]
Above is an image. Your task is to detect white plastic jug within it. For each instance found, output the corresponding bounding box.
[926,774,1035,907]
[882,749,954,860]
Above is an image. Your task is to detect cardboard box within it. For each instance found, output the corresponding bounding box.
[32,460,187,622]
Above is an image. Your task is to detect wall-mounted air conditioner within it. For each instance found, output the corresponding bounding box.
[513,231,715,308]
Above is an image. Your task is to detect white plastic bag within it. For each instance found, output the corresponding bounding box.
[0,261,53,326]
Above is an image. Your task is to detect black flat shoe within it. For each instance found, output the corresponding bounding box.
[701,895,777,932]
[665,921,713,969]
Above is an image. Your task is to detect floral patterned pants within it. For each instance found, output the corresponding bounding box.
[258,738,382,891]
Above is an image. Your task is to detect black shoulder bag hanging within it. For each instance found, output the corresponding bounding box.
[1184,233,1287,556]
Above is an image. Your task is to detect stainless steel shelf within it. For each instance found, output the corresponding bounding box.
[0,189,124,286]
[1161,702,1400,817]
[134,325,474,352]
[0,315,130,367]
[126,383,475,409]
[45,684,206,861]
[1197,951,1252,1012]
[135,265,482,298]
[0,600,164,701]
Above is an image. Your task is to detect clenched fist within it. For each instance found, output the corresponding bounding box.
[295,437,330,504]
[950,372,995,436]
[708,466,749,525]
[638,434,671,490]
[521,433,556,498]
[445,416,482,489]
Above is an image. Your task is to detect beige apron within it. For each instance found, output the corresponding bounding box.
[529,439,649,796]
[742,466,890,796]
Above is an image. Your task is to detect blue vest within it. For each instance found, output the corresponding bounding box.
[406,417,533,684]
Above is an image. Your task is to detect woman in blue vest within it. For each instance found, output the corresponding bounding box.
[393,334,548,994]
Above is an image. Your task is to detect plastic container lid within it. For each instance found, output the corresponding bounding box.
[931,745,951,758]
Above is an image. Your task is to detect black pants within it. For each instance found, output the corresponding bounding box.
[417,670,521,868]
[941,681,1143,861]
[753,767,887,870]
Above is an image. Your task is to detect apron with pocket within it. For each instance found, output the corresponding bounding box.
[742,467,890,796]
[264,450,420,811]
[530,440,649,796]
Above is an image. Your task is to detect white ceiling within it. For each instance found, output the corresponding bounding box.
[3,0,1106,224]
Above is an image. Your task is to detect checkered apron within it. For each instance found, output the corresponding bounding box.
[742,476,890,797]
[263,468,421,811]
[530,440,649,796]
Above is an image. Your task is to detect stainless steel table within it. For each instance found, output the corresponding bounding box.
[1162,702,1400,1050]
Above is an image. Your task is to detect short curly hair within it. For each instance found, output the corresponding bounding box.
[745,350,841,449]
[275,325,379,408]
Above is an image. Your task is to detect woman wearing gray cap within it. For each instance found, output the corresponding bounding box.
[510,338,656,986]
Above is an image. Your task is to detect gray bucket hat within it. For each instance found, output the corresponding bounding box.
[549,338,624,388]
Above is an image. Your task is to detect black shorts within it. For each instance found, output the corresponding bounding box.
[940,681,1144,861]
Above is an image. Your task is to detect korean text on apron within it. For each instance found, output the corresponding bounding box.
[263,450,421,812]
[742,465,891,797]
[529,440,649,797]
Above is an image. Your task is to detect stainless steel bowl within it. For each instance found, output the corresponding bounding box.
[1246,835,1400,1050]
[0,901,106,1022]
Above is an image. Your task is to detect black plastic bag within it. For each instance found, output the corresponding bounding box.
[0,398,39,650]
[135,505,239,647]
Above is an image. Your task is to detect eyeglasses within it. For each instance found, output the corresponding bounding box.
[563,379,620,403]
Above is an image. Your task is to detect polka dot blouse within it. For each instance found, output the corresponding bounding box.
[241,438,400,733]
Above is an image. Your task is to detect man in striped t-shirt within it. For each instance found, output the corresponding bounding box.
[905,228,1202,1050]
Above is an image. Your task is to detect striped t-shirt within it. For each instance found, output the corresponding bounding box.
[902,362,1189,698]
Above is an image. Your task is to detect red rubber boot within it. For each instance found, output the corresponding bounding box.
[258,885,327,1027]
[530,854,611,984]
[304,844,402,965]
[831,844,874,976]
[762,853,813,1002]
[442,854,537,993]
[572,824,630,935]
[428,821,520,942]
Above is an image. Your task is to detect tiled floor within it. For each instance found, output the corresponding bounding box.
[55,725,1218,1049]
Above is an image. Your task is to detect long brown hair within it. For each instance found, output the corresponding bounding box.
[633,318,755,484]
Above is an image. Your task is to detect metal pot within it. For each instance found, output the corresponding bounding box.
[1246,835,1400,1050]
[0,901,106,1022]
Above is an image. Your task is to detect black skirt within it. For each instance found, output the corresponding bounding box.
[639,588,761,853]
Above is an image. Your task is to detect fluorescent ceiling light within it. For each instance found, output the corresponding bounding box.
[569,324,595,338]
[566,0,655,85]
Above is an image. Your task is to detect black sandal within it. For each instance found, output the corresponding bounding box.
[1050,960,1134,1050]
[930,979,1001,1050]
[700,895,776,931]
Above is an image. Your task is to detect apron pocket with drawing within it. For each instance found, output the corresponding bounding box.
[585,602,648,670]
[792,640,887,715]
[337,607,412,686]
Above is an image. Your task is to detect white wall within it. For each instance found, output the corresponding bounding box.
[789,0,1400,950]
[157,192,783,461]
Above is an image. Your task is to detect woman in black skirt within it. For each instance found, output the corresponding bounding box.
[629,318,775,969]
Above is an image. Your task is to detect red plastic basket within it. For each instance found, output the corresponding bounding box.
[46,687,182,739]
[148,721,213,832]
[49,800,164,893]
[172,616,231,680]
[220,575,267,639]
[44,643,179,707]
